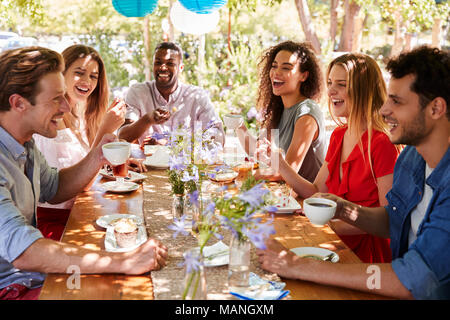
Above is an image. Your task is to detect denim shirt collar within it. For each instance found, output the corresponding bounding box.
[0,126,28,163]
[397,146,450,191]
[427,147,450,190]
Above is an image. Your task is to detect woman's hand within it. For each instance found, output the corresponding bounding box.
[100,98,126,133]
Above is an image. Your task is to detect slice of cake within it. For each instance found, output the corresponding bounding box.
[113,218,138,248]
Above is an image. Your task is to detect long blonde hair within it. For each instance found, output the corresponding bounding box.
[62,44,109,146]
[326,53,394,180]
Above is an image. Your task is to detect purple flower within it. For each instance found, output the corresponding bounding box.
[168,215,189,238]
[263,205,278,214]
[247,107,257,120]
[181,166,199,182]
[244,218,275,250]
[238,183,269,208]
[169,152,188,171]
[180,250,202,273]
[188,190,199,208]
[151,132,169,140]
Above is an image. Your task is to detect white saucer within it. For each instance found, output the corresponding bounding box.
[96,214,144,229]
[290,247,339,263]
[101,181,139,193]
[104,225,147,252]
[274,196,302,214]
[99,169,146,183]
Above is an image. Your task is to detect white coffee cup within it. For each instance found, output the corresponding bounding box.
[102,141,131,166]
[303,197,337,226]
[223,114,243,129]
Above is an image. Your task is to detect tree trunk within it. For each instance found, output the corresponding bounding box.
[351,11,366,52]
[294,0,322,54]
[330,0,340,51]
[404,32,413,52]
[228,7,232,54]
[143,16,152,81]
[432,17,442,48]
[338,0,361,52]
[390,11,404,57]
[168,0,175,41]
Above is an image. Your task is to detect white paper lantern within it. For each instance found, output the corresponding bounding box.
[170,1,220,35]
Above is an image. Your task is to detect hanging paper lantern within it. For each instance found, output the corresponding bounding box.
[178,0,227,14]
[112,0,158,17]
[170,1,219,35]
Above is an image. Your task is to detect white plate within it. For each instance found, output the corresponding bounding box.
[207,170,238,183]
[274,196,301,214]
[96,214,144,229]
[144,145,160,156]
[105,225,147,252]
[99,168,146,183]
[143,152,170,169]
[290,247,339,263]
[101,181,139,193]
[202,241,229,267]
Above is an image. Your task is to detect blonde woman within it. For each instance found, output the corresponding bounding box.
[259,53,400,263]
[34,44,128,240]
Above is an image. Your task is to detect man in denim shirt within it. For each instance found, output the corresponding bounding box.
[0,47,167,300]
[257,46,449,299]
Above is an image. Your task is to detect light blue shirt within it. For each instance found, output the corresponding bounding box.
[0,126,59,289]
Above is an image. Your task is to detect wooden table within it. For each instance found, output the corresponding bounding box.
[39,171,387,300]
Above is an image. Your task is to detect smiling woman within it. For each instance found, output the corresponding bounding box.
[33,44,128,241]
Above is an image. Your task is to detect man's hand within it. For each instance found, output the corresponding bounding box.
[256,238,301,280]
[309,192,352,221]
[149,108,171,125]
[141,135,167,146]
[122,238,168,274]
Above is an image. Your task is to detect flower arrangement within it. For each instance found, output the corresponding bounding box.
[169,174,277,299]
[161,121,277,299]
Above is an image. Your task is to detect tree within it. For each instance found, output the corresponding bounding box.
[0,0,45,29]
[294,0,322,54]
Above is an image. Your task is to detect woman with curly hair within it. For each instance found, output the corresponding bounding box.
[236,41,327,182]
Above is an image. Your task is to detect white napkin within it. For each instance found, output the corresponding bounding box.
[202,241,229,267]
[229,273,289,300]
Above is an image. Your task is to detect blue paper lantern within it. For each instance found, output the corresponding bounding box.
[112,0,158,17]
[178,0,227,14]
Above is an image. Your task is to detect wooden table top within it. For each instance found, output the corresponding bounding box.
[39,171,387,300]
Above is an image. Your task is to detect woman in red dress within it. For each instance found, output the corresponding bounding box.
[259,53,400,263]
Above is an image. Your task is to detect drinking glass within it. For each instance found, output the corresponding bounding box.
[102,141,131,186]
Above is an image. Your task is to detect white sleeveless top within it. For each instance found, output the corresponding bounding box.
[33,121,90,209]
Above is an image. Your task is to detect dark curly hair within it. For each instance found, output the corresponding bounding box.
[386,45,450,120]
[257,41,323,130]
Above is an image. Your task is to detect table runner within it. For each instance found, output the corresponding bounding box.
[142,170,286,300]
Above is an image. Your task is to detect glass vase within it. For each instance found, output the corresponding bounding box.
[228,235,251,291]
[172,194,185,221]
[182,248,207,300]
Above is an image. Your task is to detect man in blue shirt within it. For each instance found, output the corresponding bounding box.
[0,47,167,299]
[257,46,449,299]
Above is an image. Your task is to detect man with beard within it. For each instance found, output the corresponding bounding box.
[0,47,167,300]
[257,46,449,299]
[118,42,224,146]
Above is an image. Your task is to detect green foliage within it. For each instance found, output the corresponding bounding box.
[0,0,45,28]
